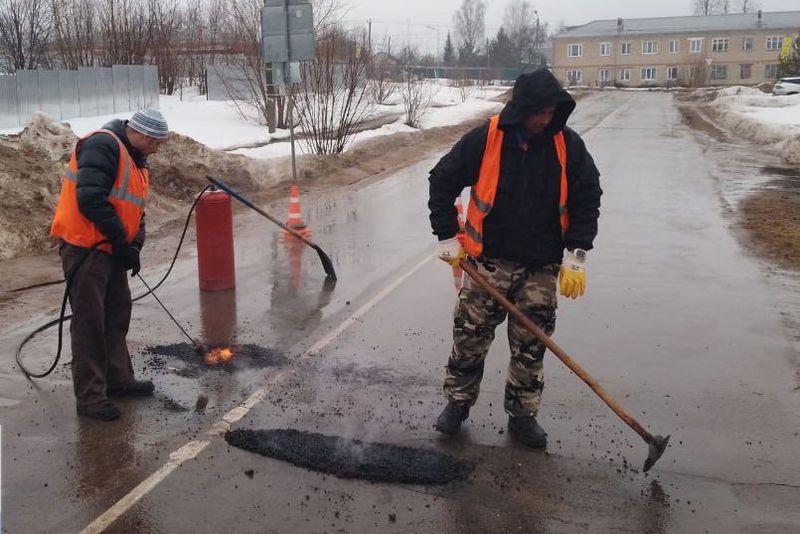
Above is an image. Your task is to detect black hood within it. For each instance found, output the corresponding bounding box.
[498,69,576,135]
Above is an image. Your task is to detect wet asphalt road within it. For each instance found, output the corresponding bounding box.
[2,91,799,533]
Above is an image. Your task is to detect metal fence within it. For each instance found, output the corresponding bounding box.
[0,65,159,129]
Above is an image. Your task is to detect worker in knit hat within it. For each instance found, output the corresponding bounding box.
[50,108,169,421]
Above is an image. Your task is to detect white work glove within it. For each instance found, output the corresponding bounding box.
[438,237,465,267]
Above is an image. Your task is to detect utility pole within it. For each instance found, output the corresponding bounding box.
[367,18,372,54]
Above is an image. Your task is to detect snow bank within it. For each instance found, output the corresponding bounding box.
[712,91,800,163]
[716,85,763,97]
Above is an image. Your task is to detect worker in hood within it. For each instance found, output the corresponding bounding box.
[428,69,602,447]
[51,109,168,421]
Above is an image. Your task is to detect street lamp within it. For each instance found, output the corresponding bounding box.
[425,25,441,62]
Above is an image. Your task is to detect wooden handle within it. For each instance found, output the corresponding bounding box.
[459,260,653,443]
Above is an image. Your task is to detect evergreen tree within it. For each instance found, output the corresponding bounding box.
[489,27,517,68]
[443,32,456,66]
[777,34,800,78]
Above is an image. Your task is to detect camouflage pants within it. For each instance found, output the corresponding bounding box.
[444,257,558,417]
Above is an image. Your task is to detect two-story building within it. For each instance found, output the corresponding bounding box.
[552,10,800,88]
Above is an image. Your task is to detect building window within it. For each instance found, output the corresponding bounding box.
[642,41,658,55]
[600,42,611,56]
[689,38,703,53]
[742,37,753,51]
[711,38,729,52]
[765,64,778,79]
[766,37,783,50]
[568,44,583,57]
[640,67,657,81]
[621,42,632,55]
[710,65,728,80]
[667,66,679,81]
[740,64,752,79]
[566,69,582,84]
[598,68,610,83]
[619,67,632,81]
[669,40,679,54]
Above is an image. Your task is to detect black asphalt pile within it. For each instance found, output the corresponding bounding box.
[143,343,287,377]
[225,428,473,485]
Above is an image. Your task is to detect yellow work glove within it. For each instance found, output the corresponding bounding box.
[559,249,587,299]
[438,237,465,267]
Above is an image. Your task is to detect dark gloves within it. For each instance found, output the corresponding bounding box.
[113,243,141,276]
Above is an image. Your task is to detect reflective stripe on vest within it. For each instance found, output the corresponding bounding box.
[463,115,569,258]
[50,129,149,253]
[62,167,147,209]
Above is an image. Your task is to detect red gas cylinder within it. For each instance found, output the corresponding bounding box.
[195,190,236,290]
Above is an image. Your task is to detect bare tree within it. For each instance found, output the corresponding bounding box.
[401,72,435,128]
[452,69,473,102]
[149,0,184,94]
[221,0,278,130]
[292,27,374,155]
[0,0,53,72]
[739,0,759,13]
[692,0,729,15]
[453,0,485,61]
[51,0,98,69]
[97,0,152,66]
[368,58,398,105]
[503,0,546,67]
[397,45,420,67]
[311,0,345,36]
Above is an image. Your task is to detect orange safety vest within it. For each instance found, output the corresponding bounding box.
[463,115,569,258]
[50,129,149,254]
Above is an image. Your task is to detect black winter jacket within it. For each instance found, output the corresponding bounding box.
[428,69,602,268]
[75,119,148,250]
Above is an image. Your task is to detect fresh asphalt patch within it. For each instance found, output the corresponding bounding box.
[142,342,288,378]
[225,428,474,485]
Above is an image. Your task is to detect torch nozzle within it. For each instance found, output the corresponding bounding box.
[193,339,208,356]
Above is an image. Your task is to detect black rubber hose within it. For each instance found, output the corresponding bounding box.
[15,185,211,379]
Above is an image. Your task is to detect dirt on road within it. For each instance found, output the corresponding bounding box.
[678,102,800,272]
[741,188,800,270]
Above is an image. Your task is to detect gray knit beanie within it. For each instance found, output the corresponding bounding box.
[128,108,169,139]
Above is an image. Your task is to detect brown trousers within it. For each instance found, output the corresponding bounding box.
[61,243,134,407]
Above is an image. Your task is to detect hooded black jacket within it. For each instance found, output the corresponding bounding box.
[428,69,602,268]
[75,119,148,250]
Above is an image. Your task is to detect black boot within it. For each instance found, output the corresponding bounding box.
[435,402,470,435]
[77,401,121,421]
[508,416,547,448]
[108,379,155,397]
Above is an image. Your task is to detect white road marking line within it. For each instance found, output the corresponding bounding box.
[80,439,210,534]
[80,253,434,533]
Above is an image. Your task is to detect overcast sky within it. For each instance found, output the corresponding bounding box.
[340,0,799,53]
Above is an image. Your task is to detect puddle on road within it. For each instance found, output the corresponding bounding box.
[142,343,288,378]
[225,428,473,485]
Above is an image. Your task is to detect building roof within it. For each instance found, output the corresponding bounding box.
[553,11,800,39]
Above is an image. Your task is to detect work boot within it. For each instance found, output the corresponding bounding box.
[508,416,547,448]
[77,401,121,421]
[435,402,470,435]
[108,379,155,398]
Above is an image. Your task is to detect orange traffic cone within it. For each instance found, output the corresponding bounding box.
[452,198,465,292]
[284,184,311,238]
